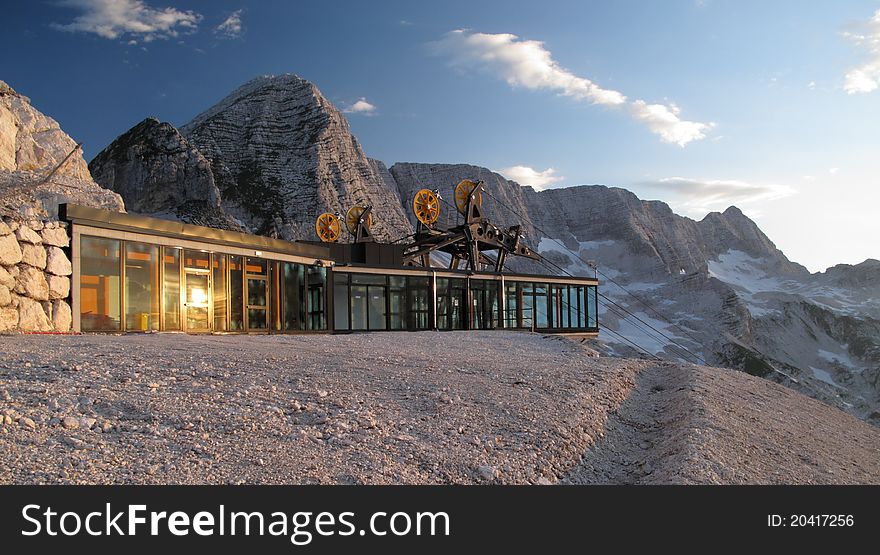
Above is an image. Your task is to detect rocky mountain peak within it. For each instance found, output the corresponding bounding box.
[88,116,239,230]
[178,74,411,240]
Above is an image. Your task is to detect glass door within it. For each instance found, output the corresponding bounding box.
[184,271,211,331]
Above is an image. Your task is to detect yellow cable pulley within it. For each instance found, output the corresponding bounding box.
[412,188,440,226]
[454,179,482,216]
[315,212,341,243]
[345,205,373,236]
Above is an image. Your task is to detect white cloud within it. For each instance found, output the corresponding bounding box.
[498,165,565,190]
[51,0,201,42]
[431,30,626,106]
[807,80,816,89]
[430,30,712,146]
[629,100,714,147]
[829,167,839,174]
[215,9,243,38]
[843,9,880,94]
[641,176,796,216]
[342,97,377,115]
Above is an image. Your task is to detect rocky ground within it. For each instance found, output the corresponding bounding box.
[0,331,878,485]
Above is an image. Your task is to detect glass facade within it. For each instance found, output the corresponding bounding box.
[77,235,598,335]
[80,237,121,331]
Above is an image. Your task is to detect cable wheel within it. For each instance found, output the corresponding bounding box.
[412,188,440,226]
[345,205,373,236]
[315,212,341,243]
[454,179,482,216]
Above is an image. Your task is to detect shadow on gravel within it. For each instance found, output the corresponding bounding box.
[562,364,695,485]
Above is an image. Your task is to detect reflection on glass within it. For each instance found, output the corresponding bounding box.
[229,256,243,330]
[368,286,387,330]
[248,278,267,307]
[124,242,159,331]
[588,286,598,328]
[284,263,305,331]
[333,272,349,330]
[80,237,121,331]
[407,277,430,330]
[246,257,267,275]
[163,247,180,330]
[184,249,210,270]
[213,255,227,331]
[535,283,548,328]
[389,289,404,330]
[350,285,367,330]
[505,284,518,328]
[247,308,267,329]
[185,273,209,330]
[308,267,327,330]
[521,282,534,329]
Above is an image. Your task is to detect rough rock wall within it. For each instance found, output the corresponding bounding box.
[0,80,124,220]
[88,118,242,231]
[0,217,72,332]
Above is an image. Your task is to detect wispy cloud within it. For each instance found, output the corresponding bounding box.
[51,0,201,43]
[215,9,243,39]
[498,165,565,190]
[430,30,713,146]
[342,97,377,115]
[843,9,880,94]
[640,176,795,216]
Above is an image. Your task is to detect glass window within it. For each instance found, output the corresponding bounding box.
[124,242,159,331]
[246,257,267,276]
[213,255,227,331]
[562,285,577,328]
[80,237,121,331]
[470,279,497,330]
[162,247,180,331]
[521,282,534,330]
[389,289,404,329]
[248,278,267,307]
[368,285,387,330]
[184,249,210,270]
[535,283,548,328]
[284,263,305,331]
[184,272,210,330]
[333,272,349,331]
[307,266,327,330]
[578,286,586,328]
[588,286,598,328]
[351,273,386,285]
[407,277,430,330]
[229,256,244,331]
[505,283,518,328]
[350,285,367,330]
[269,262,280,331]
[389,277,404,330]
[247,308,268,329]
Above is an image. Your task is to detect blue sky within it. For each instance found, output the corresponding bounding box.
[2,0,878,271]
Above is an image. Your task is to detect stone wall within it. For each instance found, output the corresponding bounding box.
[0,217,72,332]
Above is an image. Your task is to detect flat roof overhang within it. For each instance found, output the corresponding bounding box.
[60,204,331,261]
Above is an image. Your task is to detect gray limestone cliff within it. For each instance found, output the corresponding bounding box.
[88,117,241,231]
[0,80,124,219]
[179,74,412,241]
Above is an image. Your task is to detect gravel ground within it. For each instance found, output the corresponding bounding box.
[1,331,878,484]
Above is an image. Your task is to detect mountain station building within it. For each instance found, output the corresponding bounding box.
[61,204,599,336]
